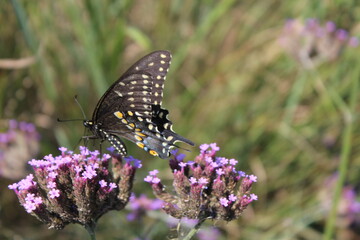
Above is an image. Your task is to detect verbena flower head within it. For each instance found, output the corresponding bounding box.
[279,18,358,68]
[8,146,140,230]
[145,143,257,221]
[0,119,40,179]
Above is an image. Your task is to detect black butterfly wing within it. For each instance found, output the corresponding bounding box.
[92,50,194,158]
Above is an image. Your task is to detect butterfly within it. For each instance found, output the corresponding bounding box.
[83,50,194,159]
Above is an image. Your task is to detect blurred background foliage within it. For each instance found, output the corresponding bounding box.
[1,0,360,239]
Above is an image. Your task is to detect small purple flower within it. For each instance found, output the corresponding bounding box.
[24,201,37,213]
[48,189,60,199]
[8,183,18,190]
[99,180,108,188]
[124,156,142,168]
[171,149,186,161]
[249,193,258,201]
[209,143,220,152]
[82,165,97,179]
[109,182,117,191]
[218,157,228,165]
[79,146,90,156]
[210,162,219,168]
[199,144,210,153]
[216,168,225,176]
[198,177,208,185]
[152,177,161,184]
[219,198,229,207]
[189,177,197,184]
[144,176,154,183]
[47,181,56,189]
[74,165,82,174]
[48,171,58,179]
[228,194,237,202]
[179,162,187,168]
[58,147,67,153]
[23,193,43,213]
[248,174,258,182]
[149,169,159,176]
[229,158,238,166]
[205,156,213,163]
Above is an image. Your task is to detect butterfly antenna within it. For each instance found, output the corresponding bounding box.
[74,95,88,120]
[57,96,88,122]
[57,118,84,122]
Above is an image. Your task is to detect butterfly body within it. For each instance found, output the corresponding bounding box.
[84,50,194,159]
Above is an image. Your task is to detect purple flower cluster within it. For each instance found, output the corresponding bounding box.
[8,146,139,229]
[145,143,257,221]
[0,119,40,179]
[279,18,358,68]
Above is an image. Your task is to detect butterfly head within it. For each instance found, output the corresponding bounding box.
[83,120,101,134]
[83,120,94,128]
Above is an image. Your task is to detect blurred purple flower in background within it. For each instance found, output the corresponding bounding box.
[8,146,139,230]
[145,143,257,222]
[0,119,40,179]
[127,194,164,221]
[279,18,358,68]
[318,174,360,239]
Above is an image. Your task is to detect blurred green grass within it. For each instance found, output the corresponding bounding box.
[1,0,360,239]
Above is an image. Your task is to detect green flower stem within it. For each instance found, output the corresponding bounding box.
[182,219,206,240]
[323,65,359,239]
[85,221,97,240]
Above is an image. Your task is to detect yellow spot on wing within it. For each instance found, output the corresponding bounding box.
[137,142,145,148]
[114,111,123,119]
[134,135,143,141]
[136,132,146,137]
[149,150,158,156]
[127,111,134,116]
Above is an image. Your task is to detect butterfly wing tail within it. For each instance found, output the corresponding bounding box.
[163,129,195,147]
